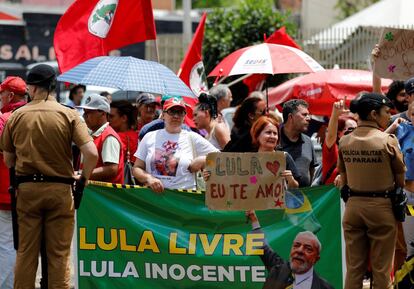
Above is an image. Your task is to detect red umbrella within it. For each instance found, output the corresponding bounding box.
[268,69,392,116]
[208,43,324,77]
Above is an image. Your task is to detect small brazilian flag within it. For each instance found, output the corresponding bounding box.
[284,188,321,233]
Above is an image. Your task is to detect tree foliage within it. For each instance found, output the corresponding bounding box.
[335,0,380,19]
[203,0,297,74]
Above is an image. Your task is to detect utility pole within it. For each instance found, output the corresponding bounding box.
[183,0,192,53]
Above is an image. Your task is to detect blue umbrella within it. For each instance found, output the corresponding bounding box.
[57,56,195,97]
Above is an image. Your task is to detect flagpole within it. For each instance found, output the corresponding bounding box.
[146,39,159,62]
[226,74,253,87]
[183,0,192,51]
[217,76,227,85]
[265,78,269,109]
[154,39,160,63]
[148,3,159,63]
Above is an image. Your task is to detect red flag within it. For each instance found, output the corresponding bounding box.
[243,26,301,92]
[265,27,301,49]
[183,97,197,128]
[54,0,156,73]
[177,12,208,97]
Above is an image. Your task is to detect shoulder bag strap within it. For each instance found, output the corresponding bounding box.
[188,132,199,188]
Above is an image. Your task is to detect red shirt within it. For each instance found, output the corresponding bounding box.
[322,141,338,184]
[93,125,125,184]
[0,155,10,210]
[0,100,26,114]
[117,130,138,163]
[0,101,27,210]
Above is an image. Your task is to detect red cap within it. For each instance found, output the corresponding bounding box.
[0,76,26,95]
[163,97,186,111]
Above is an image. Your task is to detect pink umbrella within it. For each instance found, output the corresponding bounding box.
[208,43,324,77]
[268,69,393,116]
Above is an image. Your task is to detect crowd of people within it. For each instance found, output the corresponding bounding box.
[0,44,414,289]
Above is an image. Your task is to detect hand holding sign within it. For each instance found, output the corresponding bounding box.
[280,170,295,186]
[373,27,414,80]
[205,152,286,211]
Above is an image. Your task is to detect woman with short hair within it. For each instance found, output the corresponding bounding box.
[250,116,300,188]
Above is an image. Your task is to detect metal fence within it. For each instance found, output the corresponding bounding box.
[145,34,185,72]
[146,26,414,72]
[297,27,380,70]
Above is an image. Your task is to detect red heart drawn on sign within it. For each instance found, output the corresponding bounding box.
[266,161,280,176]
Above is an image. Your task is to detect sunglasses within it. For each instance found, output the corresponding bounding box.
[164,109,186,117]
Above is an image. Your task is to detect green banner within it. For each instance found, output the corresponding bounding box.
[76,184,342,289]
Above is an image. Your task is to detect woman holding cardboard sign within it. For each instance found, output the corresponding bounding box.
[203,116,300,188]
[250,116,300,188]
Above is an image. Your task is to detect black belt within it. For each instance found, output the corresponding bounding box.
[16,174,74,185]
[348,190,394,198]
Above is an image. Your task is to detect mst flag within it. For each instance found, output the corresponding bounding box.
[243,27,301,92]
[177,13,208,97]
[54,0,156,73]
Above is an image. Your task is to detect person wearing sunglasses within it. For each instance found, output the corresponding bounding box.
[133,97,218,193]
[322,99,357,185]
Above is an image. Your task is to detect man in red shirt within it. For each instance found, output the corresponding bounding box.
[0,76,26,289]
[78,94,125,184]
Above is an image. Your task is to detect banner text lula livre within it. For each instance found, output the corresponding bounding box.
[76,184,342,289]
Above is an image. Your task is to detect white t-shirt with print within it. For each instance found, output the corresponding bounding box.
[135,129,219,190]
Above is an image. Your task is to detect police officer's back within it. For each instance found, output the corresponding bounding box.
[337,93,405,289]
[0,64,98,289]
